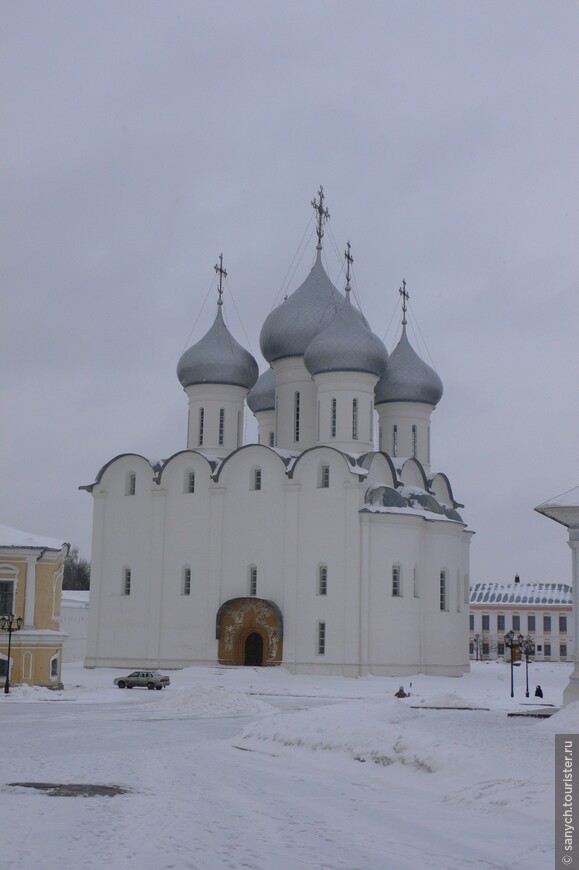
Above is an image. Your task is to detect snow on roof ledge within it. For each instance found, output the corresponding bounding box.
[537,486,579,509]
[0,523,68,551]
[469,581,572,606]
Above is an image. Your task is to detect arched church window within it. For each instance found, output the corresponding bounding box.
[251,467,262,491]
[413,565,420,598]
[318,464,330,489]
[412,425,417,458]
[392,425,398,456]
[184,471,195,493]
[123,568,131,596]
[182,567,191,596]
[218,409,225,446]
[198,408,205,446]
[318,565,327,596]
[269,431,275,447]
[392,565,401,597]
[331,398,337,438]
[439,570,447,611]
[50,653,59,680]
[294,392,301,443]
[126,472,136,496]
[248,565,257,596]
[317,621,326,655]
[352,398,358,440]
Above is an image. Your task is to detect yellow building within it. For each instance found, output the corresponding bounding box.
[0,524,69,689]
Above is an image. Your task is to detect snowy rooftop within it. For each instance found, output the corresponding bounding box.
[470,581,572,606]
[0,523,68,551]
[61,590,90,607]
[363,483,463,523]
[537,485,579,508]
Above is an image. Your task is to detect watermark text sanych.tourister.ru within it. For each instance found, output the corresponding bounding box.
[557,734,576,865]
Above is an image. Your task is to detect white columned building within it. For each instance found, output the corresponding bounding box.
[535,487,579,705]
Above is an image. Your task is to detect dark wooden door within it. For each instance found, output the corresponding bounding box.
[244,632,263,666]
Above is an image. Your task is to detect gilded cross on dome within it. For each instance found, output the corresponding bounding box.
[399,279,409,326]
[344,241,353,296]
[311,186,330,248]
[214,253,227,306]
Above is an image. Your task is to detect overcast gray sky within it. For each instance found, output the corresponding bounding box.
[2,1,578,586]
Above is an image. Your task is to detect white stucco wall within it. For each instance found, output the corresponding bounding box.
[184,383,247,456]
[313,370,379,453]
[272,358,318,451]
[85,442,470,676]
[376,401,435,473]
[61,592,89,662]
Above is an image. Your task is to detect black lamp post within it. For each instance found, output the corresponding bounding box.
[520,634,535,699]
[0,614,23,694]
[504,630,519,698]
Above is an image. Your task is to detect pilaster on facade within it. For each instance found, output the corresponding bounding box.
[23,554,37,627]
[147,487,167,665]
[280,482,301,669]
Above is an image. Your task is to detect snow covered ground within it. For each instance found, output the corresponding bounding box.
[1,660,575,869]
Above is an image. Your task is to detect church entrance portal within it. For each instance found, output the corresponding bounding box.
[216,597,283,666]
[244,632,263,666]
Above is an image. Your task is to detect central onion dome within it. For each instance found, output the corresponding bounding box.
[177,306,258,390]
[260,250,344,363]
[374,325,443,406]
[304,295,388,377]
[247,366,276,413]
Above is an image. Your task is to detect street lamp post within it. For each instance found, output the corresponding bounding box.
[520,634,536,699]
[504,630,519,699]
[0,614,23,694]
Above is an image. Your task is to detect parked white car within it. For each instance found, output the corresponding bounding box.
[113,670,170,690]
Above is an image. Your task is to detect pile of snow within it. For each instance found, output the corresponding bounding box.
[5,683,57,701]
[140,685,275,717]
[238,698,473,773]
[411,691,483,708]
[539,700,579,733]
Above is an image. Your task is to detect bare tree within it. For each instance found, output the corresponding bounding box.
[62,546,90,590]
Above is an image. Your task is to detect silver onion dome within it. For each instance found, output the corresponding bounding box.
[247,367,276,413]
[303,296,388,377]
[374,326,443,406]
[177,306,258,390]
[260,250,344,363]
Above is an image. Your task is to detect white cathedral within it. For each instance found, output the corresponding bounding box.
[84,191,472,677]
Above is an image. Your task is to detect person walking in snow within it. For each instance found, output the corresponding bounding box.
[534,685,543,698]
